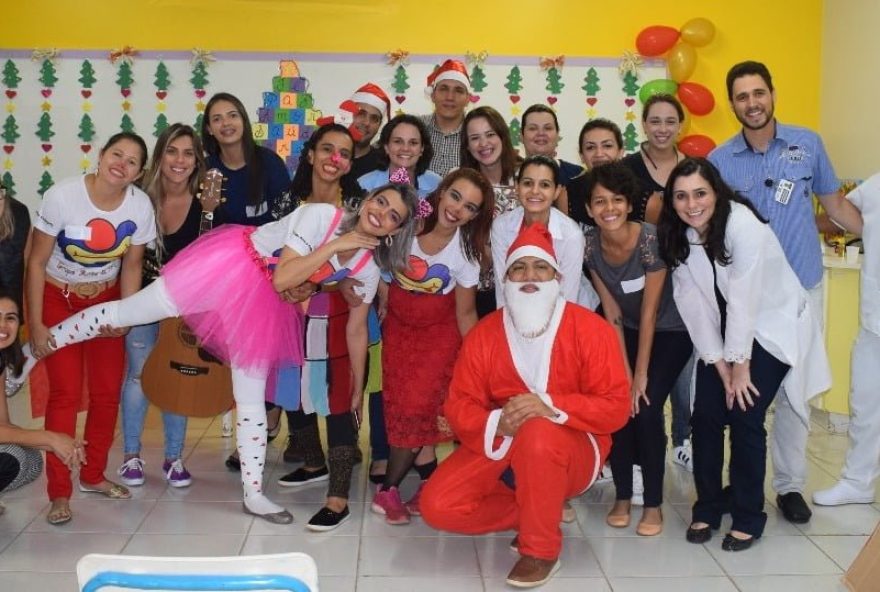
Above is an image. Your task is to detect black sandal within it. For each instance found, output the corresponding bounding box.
[721,532,757,551]
[686,523,713,544]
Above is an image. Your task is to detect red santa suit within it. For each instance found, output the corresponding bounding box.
[420,298,630,560]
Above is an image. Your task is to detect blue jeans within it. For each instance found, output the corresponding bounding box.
[121,323,187,459]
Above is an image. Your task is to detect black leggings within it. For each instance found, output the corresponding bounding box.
[286,409,356,448]
[610,327,693,507]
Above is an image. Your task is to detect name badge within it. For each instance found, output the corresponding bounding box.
[620,275,645,294]
[64,225,92,240]
[775,179,795,205]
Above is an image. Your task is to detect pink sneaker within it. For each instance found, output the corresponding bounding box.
[371,486,410,525]
[405,482,425,516]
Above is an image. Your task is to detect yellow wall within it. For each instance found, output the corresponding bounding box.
[6,0,824,146]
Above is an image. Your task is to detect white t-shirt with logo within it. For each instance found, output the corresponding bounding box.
[34,175,156,284]
[392,228,479,295]
[251,203,381,303]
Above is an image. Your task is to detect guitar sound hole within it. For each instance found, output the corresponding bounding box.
[177,324,200,348]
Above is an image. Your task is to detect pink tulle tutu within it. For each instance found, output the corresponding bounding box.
[161,225,303,376]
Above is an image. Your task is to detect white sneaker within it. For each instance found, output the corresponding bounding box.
[673,439,694,472]
[812,480,874,506]
[632,466,644,506]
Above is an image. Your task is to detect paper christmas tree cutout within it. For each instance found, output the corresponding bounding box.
[79,60,97,88]
[3,60,21,89]
[508,118,522,147]
[545,67,564,95]
[116,61,134,90]
[582,68,600,95]
[36,112,54,142]
[39,59,58,88]
[3,115,19,144]
[505,66,523,95]
[392,65,410,94]
[78,114,95,143]
[253,59,322,176]
[622,71,640,96]
[471,65,488,93]
[38,170,53,197]
[154,62,170,91]
[2,172,15,197]
[623,125,639,152]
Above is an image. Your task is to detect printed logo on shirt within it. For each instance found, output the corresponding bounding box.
[394,254,451,294]
[782,145,811,164]
[57,218,137,267]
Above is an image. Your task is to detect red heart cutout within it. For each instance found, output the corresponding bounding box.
[510,95,520,104]
[395,95,406,104]
[121,88,131,97]
[625,98,636,107]
[547,96,558,105]
[195,89,206,98]
[156,91,167,100]
[586,97,598,106]
[2,146,13,154]
[5,90,15,99]
[469,95,480,103]
[81,144,92,153]
[41,89,52,98]
[81,90,92,98]
[41,144,52,152]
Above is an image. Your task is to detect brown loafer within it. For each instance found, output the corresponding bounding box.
[506,554,561,588]
[636,508,663,536]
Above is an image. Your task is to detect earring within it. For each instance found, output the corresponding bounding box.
[384,235,393,248]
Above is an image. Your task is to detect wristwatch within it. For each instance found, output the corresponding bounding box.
[201,211,214,221]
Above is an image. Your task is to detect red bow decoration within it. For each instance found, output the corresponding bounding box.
[539,55,565,70]
[109,46,138,65]
[316,99,363,142]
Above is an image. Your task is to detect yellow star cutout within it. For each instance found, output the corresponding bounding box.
[41,101,52,112]
[195,101,206,113]
[82,102,92,113]
[80,157,91,171]
[156,103,167,113]
[122,100,132,111]
[5,103,15,113]
[41,155,53,167]
[511,105,522,116]
[625,111,637,122]
[587,108,598,119]
[3,158,12,171]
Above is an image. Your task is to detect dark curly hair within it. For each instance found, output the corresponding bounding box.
[658,158,767,269]
[376,114,434,177]
[0,289,24,377]
[584,162,641,207]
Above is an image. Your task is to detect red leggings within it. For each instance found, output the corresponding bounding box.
[42,281,124,500]
[421,419,600,560]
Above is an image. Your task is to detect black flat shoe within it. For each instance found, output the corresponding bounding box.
[777,492,812,524]
[686,524,713,544]
[722,532,757,551]
[306,505,350,532]
[225,454,240,472]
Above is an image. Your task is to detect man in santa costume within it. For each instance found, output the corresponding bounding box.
[421,223,630,588]
[349,82,392,179]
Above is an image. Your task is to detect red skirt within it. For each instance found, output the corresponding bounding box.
[382,284,460,447]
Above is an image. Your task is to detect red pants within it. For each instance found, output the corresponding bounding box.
[421,419,599,560]
[42,282,124,500]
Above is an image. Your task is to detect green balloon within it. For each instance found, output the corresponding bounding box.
[639,79,679,104]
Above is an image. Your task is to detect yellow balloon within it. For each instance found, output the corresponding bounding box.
[668,43,697,83]
[681,17,716,47]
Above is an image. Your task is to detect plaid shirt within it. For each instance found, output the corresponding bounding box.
[419,114,461,177]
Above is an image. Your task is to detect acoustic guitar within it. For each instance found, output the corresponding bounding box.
[142,169,234,417]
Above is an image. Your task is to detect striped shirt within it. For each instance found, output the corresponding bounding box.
[418,114,461,177]
[709,122,839,289]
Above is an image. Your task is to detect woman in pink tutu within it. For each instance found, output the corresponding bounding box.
[19,182,421,524]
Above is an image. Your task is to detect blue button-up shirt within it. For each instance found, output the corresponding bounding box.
[709,122,839,289]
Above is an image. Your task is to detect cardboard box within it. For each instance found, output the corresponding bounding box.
[844,522,880,591]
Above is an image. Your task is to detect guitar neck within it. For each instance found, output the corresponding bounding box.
[199,212,214,236]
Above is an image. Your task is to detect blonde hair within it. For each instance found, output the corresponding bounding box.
[140,124,207,255]
[0,185,13,242]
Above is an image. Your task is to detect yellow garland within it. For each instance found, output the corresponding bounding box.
[109,46,138,65]
[466,50,488,66]
[191,48,215,66]
[31,48,60,62]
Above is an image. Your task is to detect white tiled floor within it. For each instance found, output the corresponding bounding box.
[1,393,878,591]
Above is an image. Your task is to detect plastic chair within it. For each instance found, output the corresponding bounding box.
[76,551,318,592]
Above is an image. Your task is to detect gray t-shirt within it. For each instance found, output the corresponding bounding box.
[584,223,686,332]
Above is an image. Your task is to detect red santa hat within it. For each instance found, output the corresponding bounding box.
[351,82,391,121]
[426,59,471,91]
[505,223,559,273]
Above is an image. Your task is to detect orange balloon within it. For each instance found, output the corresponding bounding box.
[677,82,715,116]
[680,18,716,47]
[678,134,716,157]
[667,43,697,83]
[636,26,681,57]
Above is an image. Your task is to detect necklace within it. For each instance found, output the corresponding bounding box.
[641,142,679,170]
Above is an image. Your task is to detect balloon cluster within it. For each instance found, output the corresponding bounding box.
[635,18,716,157]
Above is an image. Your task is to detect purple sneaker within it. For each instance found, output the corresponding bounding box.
[162,459,192,488]
[117,457,145,486]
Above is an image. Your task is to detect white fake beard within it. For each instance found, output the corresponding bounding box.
[503,279,561,338]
